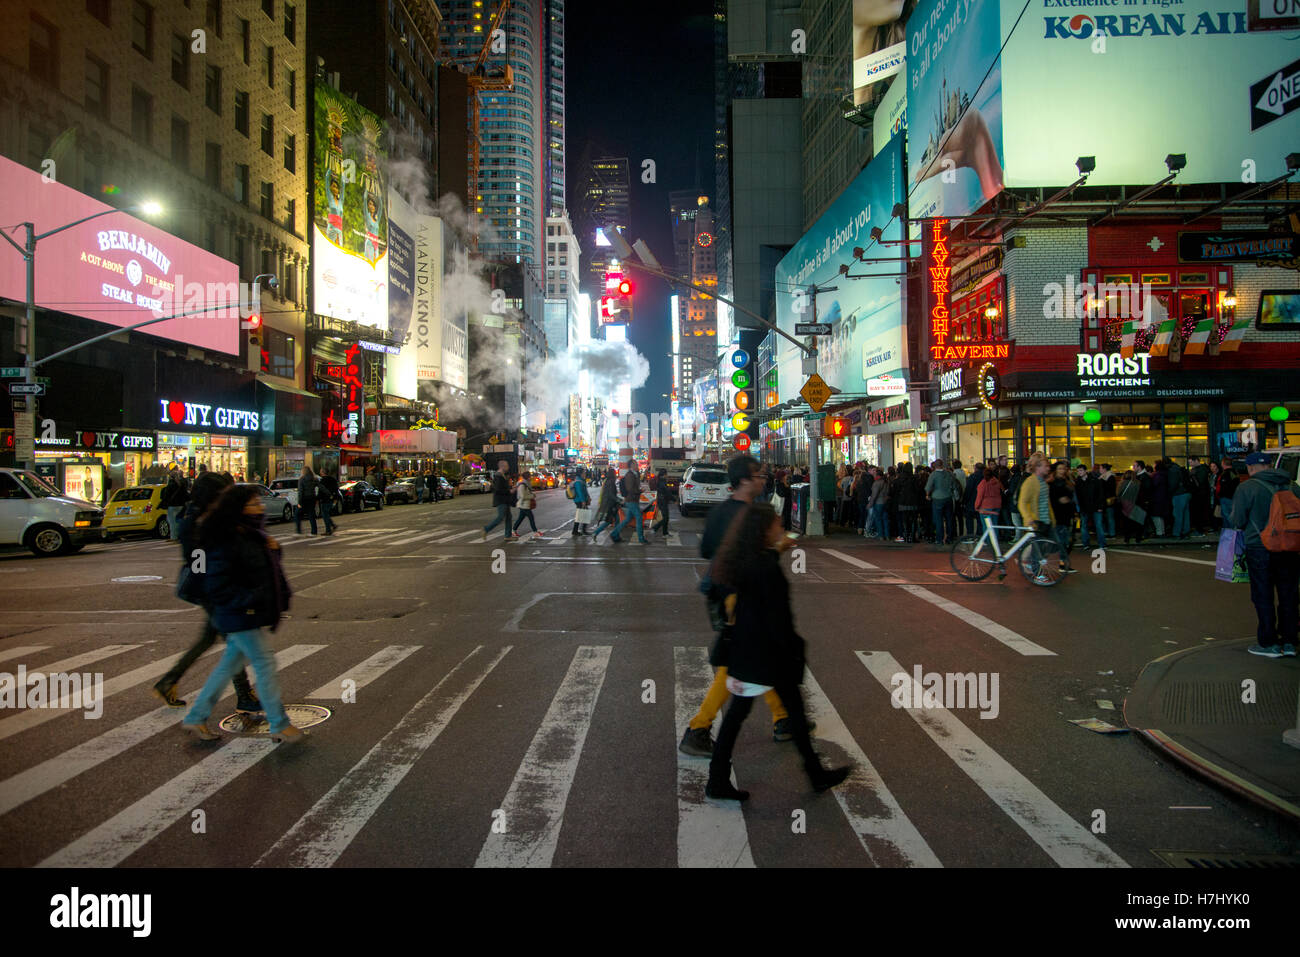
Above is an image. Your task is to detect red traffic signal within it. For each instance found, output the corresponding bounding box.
[617,278,634,296]
[244,312,262,330]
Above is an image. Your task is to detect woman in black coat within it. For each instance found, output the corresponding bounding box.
[705,502,850,801]
[590,467,621,541]
[180,484,304,744]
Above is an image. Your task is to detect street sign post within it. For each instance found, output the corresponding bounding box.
[8,382,44,396]
[795,323,832,336]
[799,373,832,413]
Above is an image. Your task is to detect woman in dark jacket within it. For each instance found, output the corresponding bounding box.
[705,502,850,801]
[776,469,793,530]
[590,467,621,541]
[893,462,920,543]
[153,472,260,712]
[180,484,304,744]
[651,468,671,540]
[1150,460,1171,537]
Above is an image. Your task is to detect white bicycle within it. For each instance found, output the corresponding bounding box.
[950,517,1069,586]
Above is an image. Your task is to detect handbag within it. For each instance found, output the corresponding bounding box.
[565,485,575,499]
[176,563,204,606]
[1128,504,1147,525]
[574,506,592,523]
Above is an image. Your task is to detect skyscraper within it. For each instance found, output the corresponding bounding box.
[544,0,566,218]
[441,0,546,266]
[573,152,630,291]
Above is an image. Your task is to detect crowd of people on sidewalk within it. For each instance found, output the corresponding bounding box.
[775,454,1241,550]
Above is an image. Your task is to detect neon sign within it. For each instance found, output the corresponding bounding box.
[341,342,364,444]
[926,218,951,360]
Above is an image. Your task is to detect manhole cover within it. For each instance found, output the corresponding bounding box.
[218,704,331,734]
[112,575,164,583]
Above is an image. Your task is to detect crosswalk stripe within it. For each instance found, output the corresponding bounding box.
[0,646,50,665]
[800,668,941,867]
[383,531,441,547]
[820,549,1055,657]
[476,645,611,868]
[306,529,392,548]
[675,646,755,868]
[305,645,421,699]
[257,645,511,867]
[0,645,323,818]
[0,644,139,679]
[856,651,1128,868]
[432,529,480,543]
[0,646,148,741]
[39,735,275,867]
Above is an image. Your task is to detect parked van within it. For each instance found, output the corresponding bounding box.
[0,467,104,556]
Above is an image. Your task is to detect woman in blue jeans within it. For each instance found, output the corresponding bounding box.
[181,484,305,744]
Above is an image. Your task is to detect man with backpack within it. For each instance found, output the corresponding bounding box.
[1229,452,1300,658]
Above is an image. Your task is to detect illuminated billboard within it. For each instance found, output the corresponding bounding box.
[852,1,915,113]
[907,0,1300,217]
[312,84,388,328]
[775,137,907,401]
[0,155,239,354]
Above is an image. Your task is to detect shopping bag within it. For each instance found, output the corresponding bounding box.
[1232,556,1250,584]
[772,492,785,514]
[574,507,592,524]
[1215,529,1243,582]
[1128,504,1147,525]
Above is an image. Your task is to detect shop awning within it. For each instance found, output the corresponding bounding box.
[257,378,319,400]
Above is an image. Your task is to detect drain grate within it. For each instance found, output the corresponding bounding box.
[1152,849,1300,868]
[1157,681,1295,725]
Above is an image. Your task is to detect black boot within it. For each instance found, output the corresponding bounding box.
[808,764,851,793]
[705,774,750,802]
[572,523,580,536]
[232,670,262,713]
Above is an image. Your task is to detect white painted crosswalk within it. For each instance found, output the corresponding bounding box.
[0,637,1130,868]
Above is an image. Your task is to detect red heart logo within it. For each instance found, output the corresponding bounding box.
[168,401,186,424]
[81,431,96,447]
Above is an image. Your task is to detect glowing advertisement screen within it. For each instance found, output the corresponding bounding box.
[775,137,907,401]
[907,0,1300,218]
[0,155,239,354]
[312,84,388,328]
[999,0,1299,189]
[906,0,1005,219]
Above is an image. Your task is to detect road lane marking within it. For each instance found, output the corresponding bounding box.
[856,651,1128,868]
[0,645,322,819]
[801,668,941,867]
[0,646,50,665]
[476,645,611,868]
[306,529,396,548]
[0,644,139,679]
[431,529,481,543]
[1108,551,1216,567]
[305,645,421,699]
[257,645,511,867]
[820,550,1055,657]
[675,647,755,868]
[382,531,442,547]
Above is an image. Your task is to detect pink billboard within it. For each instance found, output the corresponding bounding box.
[0,155,239,354]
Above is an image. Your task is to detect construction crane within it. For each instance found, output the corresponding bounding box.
[467,0,514,251]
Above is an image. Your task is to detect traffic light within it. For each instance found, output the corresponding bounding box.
[246,311,262,346]
[823,416,850,439]
[617,277,634,296]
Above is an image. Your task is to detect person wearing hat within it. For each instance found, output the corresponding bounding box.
[1229,452,1300,658]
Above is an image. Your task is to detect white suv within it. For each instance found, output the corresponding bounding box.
[678,465,731,516]
[0,468,104,556]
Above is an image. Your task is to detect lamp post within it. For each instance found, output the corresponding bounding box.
[1,202,163,470]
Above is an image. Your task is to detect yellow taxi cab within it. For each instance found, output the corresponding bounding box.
[529,471,546,490]
[102,484,171,539]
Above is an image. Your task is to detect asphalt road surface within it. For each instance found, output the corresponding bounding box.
[1,488,1298,868]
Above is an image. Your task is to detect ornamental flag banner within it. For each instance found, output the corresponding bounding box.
[1120,320,1137,358]
[1183,317,1216,355]
[1148,318,1177,357]
[1219,314,1251,352]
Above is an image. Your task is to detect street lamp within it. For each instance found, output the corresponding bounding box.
[1,201,164,470]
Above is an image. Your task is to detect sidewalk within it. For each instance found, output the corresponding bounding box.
[1124,639,1300,821]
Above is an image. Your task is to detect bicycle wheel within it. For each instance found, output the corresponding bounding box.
[1018,536,1067,586]
[951,536,997,581]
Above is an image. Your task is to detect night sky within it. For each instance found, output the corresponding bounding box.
[565,0,716,416]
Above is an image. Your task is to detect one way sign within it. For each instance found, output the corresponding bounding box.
[1250,57,1300,130]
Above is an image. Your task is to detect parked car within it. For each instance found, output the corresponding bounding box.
[678,465,731,516]
[339,480,384,512]
[458,475,489,494]
[236,483,294,524]
[436,476,456,499]
[0,468,104,556]
[102,484,170,539]
[1230,447,1299,481]
[385,479,419,505]
[268,477,300,509]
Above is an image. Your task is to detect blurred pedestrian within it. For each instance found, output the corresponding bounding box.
[476,463,517,542]
[296,465,319,535]
[513,471,541,538]
[652,467,671,539]
[1229,452,1300,657]
[590,467,621,542]
[180,483,303,743]
[705,500,850,801]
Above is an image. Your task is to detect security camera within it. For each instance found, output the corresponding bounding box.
[266,275,279,290]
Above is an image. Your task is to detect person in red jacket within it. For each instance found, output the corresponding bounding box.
[974,467,1004,534]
